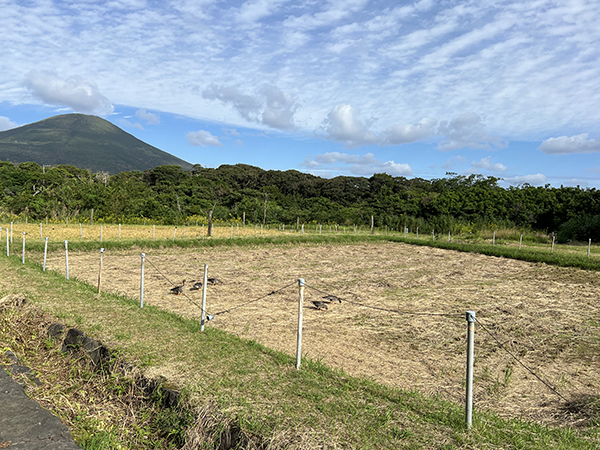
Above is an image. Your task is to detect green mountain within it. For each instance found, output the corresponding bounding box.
[0,113,193,174]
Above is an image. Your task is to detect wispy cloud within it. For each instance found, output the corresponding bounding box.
[504,174,548,186]
[539,134,600,155]
[0,116,19,131]
[135,108,160,125]
[186,130,223,147]
[300,151,412,177]
[22,70,113,116]
[469,156,507,173]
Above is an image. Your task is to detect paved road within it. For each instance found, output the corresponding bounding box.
[0,366,81,449]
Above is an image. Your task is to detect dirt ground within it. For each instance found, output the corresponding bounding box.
[40,241,600,426]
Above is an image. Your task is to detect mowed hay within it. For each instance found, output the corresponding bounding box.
[41,241,600,426]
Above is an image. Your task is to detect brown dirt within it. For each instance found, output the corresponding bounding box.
[41,241,600,426]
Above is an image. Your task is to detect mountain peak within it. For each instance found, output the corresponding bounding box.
[0,113,192,174]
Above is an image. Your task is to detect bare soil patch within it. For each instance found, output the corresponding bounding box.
[41,241,600,426]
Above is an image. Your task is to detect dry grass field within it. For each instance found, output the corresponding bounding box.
[37,241,600,427]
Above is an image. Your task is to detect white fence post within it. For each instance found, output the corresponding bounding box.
[201,264,208,332]
[22,232,26,264]
[6,229,8,256]
[296,278,305,370]
[588,239,592,259]
[40,223,43,239]
[64,240,69,280]
[79,223,82,240]
[551,235,555,254]
[140,253,145,308]
[465,311,476,430]
[43,237,48,271]
[519,234,523,250]
[97,248,105,293]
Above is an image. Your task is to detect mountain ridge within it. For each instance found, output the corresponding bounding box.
[0,114,193,174]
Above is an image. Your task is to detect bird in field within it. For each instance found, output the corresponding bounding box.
[170,280,186,295]
[189,281,203,291]
[311,300,331,311]
[206,277,221,285]
[322,295,342,304]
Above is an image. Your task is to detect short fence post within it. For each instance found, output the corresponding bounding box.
[64,240,69,280]
[319,224,322,235]
[448,231,451,242]
[301,224,304,235]
[465,311,476,430]
[40,223,43,239]
[551,235,555,254]
[43,237,48,271]
[100,225,103,242]
[22,232,26,264]
[493,231,495,246]
[97,248,105,293]
[432,230,435,241]
[519,234,523,250]
[79,223,82,240]
[140,253,145,308]
[588,239,592,259]
[201,264,208,332]
[371,215,374,235]
[6,229,8,256]
[416,227,419,239]
[296,278,305,370]
[202,224,205,240]
[173,227,177,241]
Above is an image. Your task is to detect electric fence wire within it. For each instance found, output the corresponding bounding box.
[304,283,463,318]
[212,281,297,316]
[475,316,568,402]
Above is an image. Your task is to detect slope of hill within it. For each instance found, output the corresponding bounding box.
[0,114,193,174]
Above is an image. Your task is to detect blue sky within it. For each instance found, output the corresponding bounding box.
[1,0,600,187]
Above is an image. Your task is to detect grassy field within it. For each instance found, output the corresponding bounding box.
[2,236,600,448]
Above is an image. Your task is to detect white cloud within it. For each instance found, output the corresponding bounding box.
[504,173,548,186]
[321,104,378,147]
[0,116,19,131]
[22,70,113,116]
[539,134,600,155]
[135,108,160,125]
[437,113,505,151]
[203,84,297,130]
[469,156,507,172]
[300,151,412,177]
[186,130,223,147]
[118,119,144,130]
[383,117,437,145]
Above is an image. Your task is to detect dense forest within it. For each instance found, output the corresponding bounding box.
[1,161,598,242]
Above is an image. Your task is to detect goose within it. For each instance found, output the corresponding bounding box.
[207,277,221,285]
[170,280,186,295]
[189,281,203,291]
[311,300,331,311]
[322,295,342,303]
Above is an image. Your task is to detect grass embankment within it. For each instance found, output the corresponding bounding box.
[1,253,599,449]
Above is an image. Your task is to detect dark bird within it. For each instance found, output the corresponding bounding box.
[322,295,342,303]
[206,277,221,285]
[311,300,331,311]
[189,281,203,291]
[170,280,186,295]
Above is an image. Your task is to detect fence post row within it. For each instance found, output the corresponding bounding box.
[465,310,476,430]
[296,278,305,370]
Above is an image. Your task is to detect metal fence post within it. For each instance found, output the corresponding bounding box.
[588,239,592,259]
[140,253,145,308]
[98,248,105,293]
[466,310,476,430]
[22,232,25,264]
[296,278,305,370]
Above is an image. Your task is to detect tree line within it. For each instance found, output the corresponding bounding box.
[1,161,598,242]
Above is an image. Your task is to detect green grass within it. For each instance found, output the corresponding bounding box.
[1,253,599,448]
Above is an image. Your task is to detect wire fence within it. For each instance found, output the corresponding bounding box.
[2,237,589,424]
